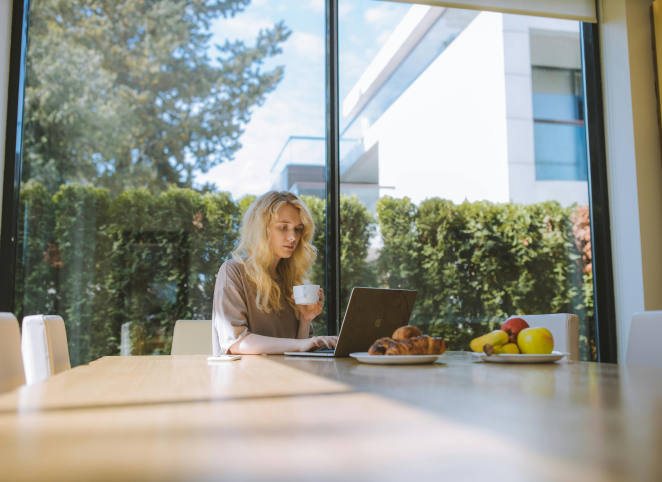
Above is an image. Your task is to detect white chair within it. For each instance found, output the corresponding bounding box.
[0,313,26,393]
[171,320,213,355]
[21,315,71,385]
[626,311,662,368]
[517,314,579,361]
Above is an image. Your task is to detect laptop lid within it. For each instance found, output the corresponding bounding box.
[333,287,417,357]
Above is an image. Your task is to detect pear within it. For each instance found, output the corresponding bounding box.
[470,330,509,353]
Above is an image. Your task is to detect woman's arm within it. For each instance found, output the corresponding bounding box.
[296,318,312,340]
[228,333,338,355]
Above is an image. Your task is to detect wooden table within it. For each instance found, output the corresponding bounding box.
[0,353,660,481]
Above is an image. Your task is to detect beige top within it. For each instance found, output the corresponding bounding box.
[212,258,313,355]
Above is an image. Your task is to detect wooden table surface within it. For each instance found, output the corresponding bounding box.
[0,353,660,481]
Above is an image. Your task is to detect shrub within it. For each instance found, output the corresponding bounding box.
[300,195,327,336]
[301,194,377,334]
[16,184,593,363]
[102,187,241,355]
[15,182,56,320]
[17,183,245,361]
[52,184,110,366]
[377,196,590,352]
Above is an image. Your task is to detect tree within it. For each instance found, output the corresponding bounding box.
[23,0,290,195]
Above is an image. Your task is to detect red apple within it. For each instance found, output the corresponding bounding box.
[500,317,530,344]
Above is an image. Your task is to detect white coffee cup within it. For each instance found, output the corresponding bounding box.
[293,284,320,305]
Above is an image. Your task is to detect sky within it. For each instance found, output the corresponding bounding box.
[195,0,411,199]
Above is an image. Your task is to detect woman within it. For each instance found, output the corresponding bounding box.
[212,191,338,355]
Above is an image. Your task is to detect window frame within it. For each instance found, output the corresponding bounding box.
[0,0,30,316]
[580,21,619,363]
[0,0,618,360]
[325,0,341,336]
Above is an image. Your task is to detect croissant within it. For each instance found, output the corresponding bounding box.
[392,325,422,341]
[368,337,395,355]
[384,335,447,356]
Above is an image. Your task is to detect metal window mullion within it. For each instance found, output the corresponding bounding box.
[325,0,340,336]
[580,21,619,363]
[0,0,31,313]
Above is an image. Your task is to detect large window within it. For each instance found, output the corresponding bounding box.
[15,0,326,364]
[6,0,609,364]
[337,2,597,360]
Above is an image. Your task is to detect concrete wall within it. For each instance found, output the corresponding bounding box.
[364,12,510,205]
[599,0,662,362]
[502,12,536,205]
[0,0,12,227]
[503,14,589,207]
[351,9,589,208]
[624,0,662,313]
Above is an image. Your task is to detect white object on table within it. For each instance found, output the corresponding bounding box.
[172,320,213,355]
[21,315,71,385]
[0,312,26,393]
[207,355,242,362]
[349,352,444,365]
[626,311,662,368]
[515,314,579,361]
[472,351,569,364]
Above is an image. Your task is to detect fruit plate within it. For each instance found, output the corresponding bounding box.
[349,352,445,365]
[471,351,570,364]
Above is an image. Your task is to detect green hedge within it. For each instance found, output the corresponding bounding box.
[15,183,593,364]
[15,184,370,361]
[305,194,377,334]
[17,184,244,360]
[377,196,592,357]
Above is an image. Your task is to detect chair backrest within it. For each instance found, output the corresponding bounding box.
[21,315,71,384]
[0,313,26,393]
[626,311,662,368]
[517,314,579,361]
[171,320,213,355]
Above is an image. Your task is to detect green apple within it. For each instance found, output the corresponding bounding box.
[517,327,554,354]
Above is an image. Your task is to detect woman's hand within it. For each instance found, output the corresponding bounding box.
[293,288,324,324]
[298,335,339,352]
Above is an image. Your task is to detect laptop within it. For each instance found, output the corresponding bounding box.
[285,287,417,357]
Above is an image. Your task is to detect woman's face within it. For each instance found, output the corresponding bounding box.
[269,203,303,260]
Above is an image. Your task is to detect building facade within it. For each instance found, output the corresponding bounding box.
[272,6,588,211]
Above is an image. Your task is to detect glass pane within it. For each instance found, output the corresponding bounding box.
[338,2,596,360]
[16,0,326,364]
[534,123,588,180]
[532,66,587,180]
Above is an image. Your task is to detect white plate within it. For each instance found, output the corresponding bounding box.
[471,351,570,364]
[349,352,445,365]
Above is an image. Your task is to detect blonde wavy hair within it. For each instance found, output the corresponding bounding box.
[232,191,317,314]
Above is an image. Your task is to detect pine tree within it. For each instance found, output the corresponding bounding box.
[22,0,290,196]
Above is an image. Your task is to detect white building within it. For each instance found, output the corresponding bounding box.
[273,6,589,211]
